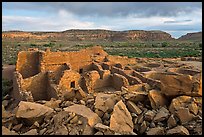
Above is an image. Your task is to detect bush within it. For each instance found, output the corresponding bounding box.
[199,43,202,48]
[30,43,37,47]
[161,42,168,47]
[43,42,55,47]
[2,78,13,99]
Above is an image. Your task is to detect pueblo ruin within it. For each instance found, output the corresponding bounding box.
[3,46,202,135]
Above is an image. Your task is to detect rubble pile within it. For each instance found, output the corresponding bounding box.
[2,46,202,135]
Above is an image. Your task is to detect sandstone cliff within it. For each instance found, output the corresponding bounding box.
[2,29,174,41]
[178,32,202,41]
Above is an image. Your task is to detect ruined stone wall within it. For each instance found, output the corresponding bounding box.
[107,55,137,66]
[111,66,142,85]
[12,72,24,102]
[21,72,49,101]
[84,70,112,93]
[16,51,40,79]
[58,70,81,93]
[40,46,107,73]
[112,73,129,90]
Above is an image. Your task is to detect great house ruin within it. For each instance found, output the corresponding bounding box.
[12,46,202,103]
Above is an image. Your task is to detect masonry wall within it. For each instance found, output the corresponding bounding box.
[12,71,24,102]
[40,46,108,73]
[16,51,40,79]
[21,72,49,101]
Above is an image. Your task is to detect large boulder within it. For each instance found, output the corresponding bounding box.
[94,93,120,114]
[110,100,133,133]
[16,101,54,124]
[147,72,201,97]
[148,89,168,109]
[64,104,102,127]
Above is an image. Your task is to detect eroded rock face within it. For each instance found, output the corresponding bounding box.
[16,101,54,124]
[110,100,133,133]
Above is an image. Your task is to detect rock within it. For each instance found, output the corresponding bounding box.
[153,107,170,122]
[94,131,103,135]
[2,126,18,135]
[148,89,167,109]
[30,121,40,129]
[2,100,10,108]
[176,108,194,124]
[12,124,23,132]
[94,93,120,113]
[126,101,142,115]
[21,129,38,135]
[44,99,61,109]
[52,111,70,126]
[148,72,201,96]
[144,110,156,122]
[80,100,86,105]
[188,101,198,115]
[166,126,189,135]
[63,90,76,101]
[64,104,102,127]
[82,124,95,135]
[167,115,177,128]
[16,101,54,125]
[54,125,68,135]
[146,127,165,135]
[149,122,156,128]
[94,123,110,132]
[39,128,47,135]
[70,115,78,124]
[137,114,144,124]
[102,112,110,120]
[110,100,133,133]
[139,121,147,134]
[124,92,148,103]
[169,96,192,113]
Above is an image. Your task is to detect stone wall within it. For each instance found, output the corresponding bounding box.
[16,51,40,79]
[21,72,49,101]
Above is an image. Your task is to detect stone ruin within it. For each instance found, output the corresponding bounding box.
[2,46,202,135]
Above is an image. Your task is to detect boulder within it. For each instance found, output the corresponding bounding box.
[16,101,54,124]
[44,98,61,109]
[124,91,148,103]
[21,129,38,135]
[166,126,189,135]
[176,108,194,124]
[148,89,168,109]
[169,96,198,115]
[126,101,142,115]
[110,100,133,133]
[148,72,201,96]
[144,110,156,121]
[94,93,120,113]
[146,127,165,135]
[64,104,102,127]
[153,107,170,122]
[167,115,177,128]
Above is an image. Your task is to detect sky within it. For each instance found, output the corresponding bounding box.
[2,2,202,38]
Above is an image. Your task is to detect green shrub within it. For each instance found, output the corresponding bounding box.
[30,43,37,47]
[43,42,55,47]
[161,42,168,47]
[2,78,13,99]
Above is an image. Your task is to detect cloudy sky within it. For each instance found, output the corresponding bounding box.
[2,2,202,38]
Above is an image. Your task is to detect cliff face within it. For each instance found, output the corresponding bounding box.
[2,30,174,41]
[178,32,202,41]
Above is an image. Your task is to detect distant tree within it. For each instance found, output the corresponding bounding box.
[161,42,168,47]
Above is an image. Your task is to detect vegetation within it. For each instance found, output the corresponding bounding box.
[2,78,13,100]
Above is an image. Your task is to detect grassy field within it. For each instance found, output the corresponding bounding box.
[2,39,202,65]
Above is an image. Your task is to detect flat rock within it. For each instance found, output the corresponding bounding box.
[2,126,18,135]
[176,108,194,124]
[64,104,102,127]
[167,126,189,135]
[153,107,170,122]
[110,100,133,133]
[148,89,167,109]
[21,129,38,135]
[44,99,61,109]
[126,101,142,115]
[94,93,120,113]
[146,127,165,135]
[16,101,54,124]
[144,110,156,121]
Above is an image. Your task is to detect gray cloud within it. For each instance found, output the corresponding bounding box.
[3,2,201,17]
[164,19,192,24]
